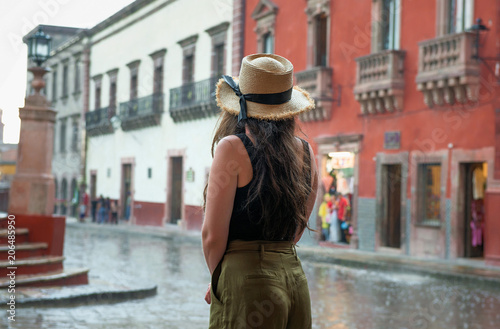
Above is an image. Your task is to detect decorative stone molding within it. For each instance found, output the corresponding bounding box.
[251,0,278,53]
[354,50,406,114]
[149,48,167,66]
[177,34,198,50]
[305,0,330,18]
[296,66,333,122]
[205,22,230,38]
[415,32,480,108]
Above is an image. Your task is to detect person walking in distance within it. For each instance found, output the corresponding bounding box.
[202,53,318,328]
[337,193,349,243]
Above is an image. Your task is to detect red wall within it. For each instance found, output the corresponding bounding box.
[244,0,499,200]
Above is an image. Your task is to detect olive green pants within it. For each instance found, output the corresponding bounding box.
[209,240,312,329]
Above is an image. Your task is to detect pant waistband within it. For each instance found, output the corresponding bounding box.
[226,239,296,254]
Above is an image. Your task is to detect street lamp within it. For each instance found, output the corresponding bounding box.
[27,27,52,67]
[468,18,499,81]
[9,26,57,215]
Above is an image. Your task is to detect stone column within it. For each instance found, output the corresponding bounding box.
[8,67,56,216]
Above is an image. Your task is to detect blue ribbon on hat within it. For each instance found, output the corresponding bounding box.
[222,75,293,122]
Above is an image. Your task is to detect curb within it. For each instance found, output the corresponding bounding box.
[297,247,500,290]
[66,221,201,245]
[1,282,158,308]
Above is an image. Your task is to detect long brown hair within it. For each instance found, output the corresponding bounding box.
[204,111,313,240]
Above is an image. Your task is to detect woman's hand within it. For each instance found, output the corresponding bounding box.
[205,283,211,304]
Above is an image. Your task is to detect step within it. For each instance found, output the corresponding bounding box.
[0,256,64,276]
[0,267,89,288]
[0,242,48,259]
[0,228,29,244]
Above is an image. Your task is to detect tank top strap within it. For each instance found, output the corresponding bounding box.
[235,133,256,166]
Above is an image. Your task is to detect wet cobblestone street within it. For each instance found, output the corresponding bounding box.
[2,226,500,329]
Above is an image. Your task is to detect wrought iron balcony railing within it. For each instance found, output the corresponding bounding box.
[85,107,114,136]
[415,32,480,107]
[169,77,219,122]
[295,66,334,122]
[353,50,406,114]
[119,93,164,131]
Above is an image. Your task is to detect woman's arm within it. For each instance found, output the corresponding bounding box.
[202,137,239,275]
[294,142,319,244]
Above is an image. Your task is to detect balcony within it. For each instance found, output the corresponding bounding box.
[416,32,480,107]
[353,50,406,114]
[119,93,164,131]
[85,107,114,136]
[169,77,219,122]
[295,66,333,122]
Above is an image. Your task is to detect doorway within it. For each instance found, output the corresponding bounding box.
[463,162,486,258]
[170,156,183,223]
[382,164,401,248]
[121,164,132,220]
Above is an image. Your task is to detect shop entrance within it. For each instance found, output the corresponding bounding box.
[381,164,401,248]
[170,156,183,223]
[462,162,486,258]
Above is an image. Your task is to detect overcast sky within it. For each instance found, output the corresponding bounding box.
[0,0,135,143]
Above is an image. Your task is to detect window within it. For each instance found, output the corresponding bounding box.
[183,55,194,84]
[150,49,166,114]
[107,69,118,115]
[447,0,474,34]
[206,22,229,78]
[93,75,102,110]
[127,60,140,101]
[214,44,225,78]
[110,82,117,111]
[381,0,401,50]
[71,118,78,152]
[178,35,198,85]
[130,73,138,100]
[252,0,278,54]
[52,68,58,101]
[262,33,274,54]
[314,14,328,66]
[148,168,152,179]
[74,58,81,94]
[154,64,163,94]
[95,86,101,109]
[59,119,67,153]
[418,164,442,223]
[62,63,69,98]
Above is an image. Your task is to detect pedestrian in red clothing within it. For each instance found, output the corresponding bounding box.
[79,191,89,222]
[337,193,349,243]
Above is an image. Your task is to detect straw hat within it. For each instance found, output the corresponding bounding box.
[215,53,315,121]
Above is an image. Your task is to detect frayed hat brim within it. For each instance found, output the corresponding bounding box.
[215,77,315,121]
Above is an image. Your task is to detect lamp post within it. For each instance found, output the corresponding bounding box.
[8,27,56,215]
[468,18,500,82]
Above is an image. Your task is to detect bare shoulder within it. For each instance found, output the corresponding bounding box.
[215,135,246,160]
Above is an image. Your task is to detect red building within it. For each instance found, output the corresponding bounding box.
[232,0,500,264]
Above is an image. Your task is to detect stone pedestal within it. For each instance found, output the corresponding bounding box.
[8,67,56,216]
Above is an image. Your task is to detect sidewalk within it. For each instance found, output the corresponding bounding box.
[68,216,500,289]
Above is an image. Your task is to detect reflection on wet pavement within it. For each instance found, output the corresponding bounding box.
[2,227,499,329]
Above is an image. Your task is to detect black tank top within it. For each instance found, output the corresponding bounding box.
[227,133,311,242]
